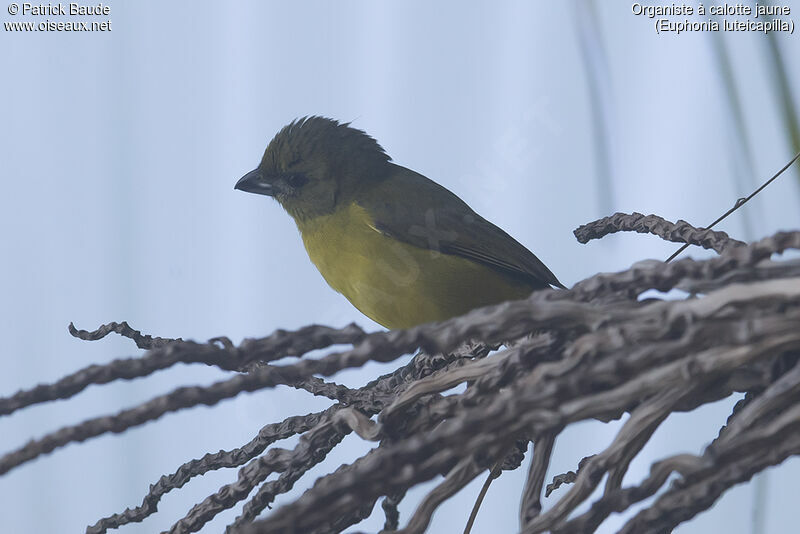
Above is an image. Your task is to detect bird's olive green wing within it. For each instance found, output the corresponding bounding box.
[359,165,566,290]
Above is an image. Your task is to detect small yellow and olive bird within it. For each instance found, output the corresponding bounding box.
[235,117,564,329]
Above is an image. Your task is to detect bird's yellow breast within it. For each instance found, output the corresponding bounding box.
[296,202,535,329]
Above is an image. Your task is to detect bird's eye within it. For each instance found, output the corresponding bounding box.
[287,174,308,188]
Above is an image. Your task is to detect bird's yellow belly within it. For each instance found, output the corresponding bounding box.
[298,203,534,329]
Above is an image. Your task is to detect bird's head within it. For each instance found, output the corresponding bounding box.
[235,116,391,221]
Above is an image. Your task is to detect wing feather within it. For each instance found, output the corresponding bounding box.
[360,165,565,290]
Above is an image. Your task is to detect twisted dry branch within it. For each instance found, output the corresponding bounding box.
[1,213,799,533]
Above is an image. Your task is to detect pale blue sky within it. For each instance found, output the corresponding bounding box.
[1,2,799,533]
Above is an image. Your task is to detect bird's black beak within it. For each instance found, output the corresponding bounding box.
[235,168,275,197]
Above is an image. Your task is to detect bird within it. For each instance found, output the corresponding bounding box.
[235,116,564,329]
